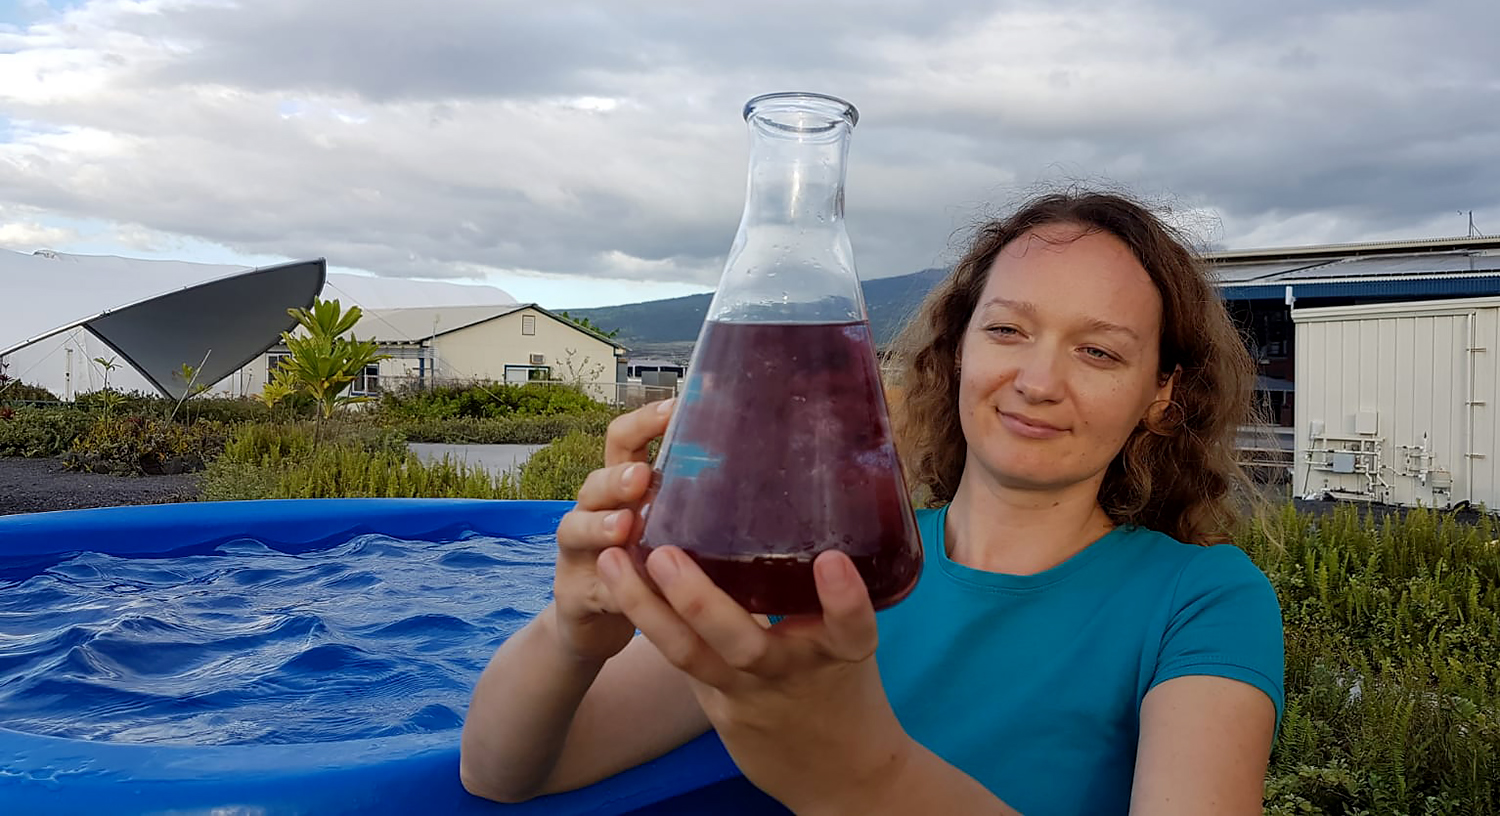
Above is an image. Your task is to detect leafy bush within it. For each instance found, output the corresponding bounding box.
[0,381,61,403]
[217,420,405,467]
[72,389,162,416]
[276,447,517,499]
[178,397,282,424]
[0,407,93,457]
[202,445,517,501]
[518,429,604,501]
[200,426,607,502]
[64,415,229,475]
[1245,503,1500,813]
[395,414,613,445]
[198,460,282,502]
[379,381,611,421]
[69,390,302,424]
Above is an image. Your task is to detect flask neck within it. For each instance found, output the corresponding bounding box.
[709,93,865,324]
[741,123,849,229]
[737,94,855,232]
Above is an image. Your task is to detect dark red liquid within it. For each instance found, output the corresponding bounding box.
[630,320,922,615]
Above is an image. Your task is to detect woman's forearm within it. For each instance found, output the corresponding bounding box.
[459,604,606,803]
[794,736,1020,816]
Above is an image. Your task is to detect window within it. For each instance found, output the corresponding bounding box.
[504,364,550,383]
[267,353,291,376]
[352,363,381,395]
[522,314,537,336]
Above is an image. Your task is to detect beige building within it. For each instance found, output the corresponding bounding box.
[261,303,628,403]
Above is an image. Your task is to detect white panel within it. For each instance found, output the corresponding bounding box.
[1359,318,1380,420]
[1293,321,1311,494]
[1341,320,1362,434]
[1378,317,1402,481]
[1414,317,1437,476]
[1432,316,1461,503]
[1475,309,1500,507]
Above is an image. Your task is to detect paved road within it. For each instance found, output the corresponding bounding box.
[406,443,545,477]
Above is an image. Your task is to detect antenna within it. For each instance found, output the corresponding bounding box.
[1460,210,1487,238]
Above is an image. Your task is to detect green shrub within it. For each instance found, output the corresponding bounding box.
[518,429,605,501]
[395,414,613,445]
[64,415,229,475]
[198,460,282,502]
[200,426,608,502]
[0,381,61,403]
[69,390,309,424]
[218,421,318,467]
[379,381,612,421]
[73,389,163,416]
[248,446,517,500]
[1244,503,1500,813]
[178,397,280,424]
[217,420,405,467]
[0,406,93,457]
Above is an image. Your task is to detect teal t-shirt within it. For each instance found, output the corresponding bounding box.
[870,505,1284,815]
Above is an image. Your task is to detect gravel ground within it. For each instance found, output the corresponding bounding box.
[0,457,200,516]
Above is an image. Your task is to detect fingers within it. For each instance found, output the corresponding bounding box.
[644,547,781,676]
[597,547,737,688]
[554,505,632,561]
[811,551,879,663]
[604,398,675,467]
[575,460,651,511]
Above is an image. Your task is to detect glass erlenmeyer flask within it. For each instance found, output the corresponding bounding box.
[629,91,922,616]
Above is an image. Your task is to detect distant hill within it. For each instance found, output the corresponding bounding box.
[566,267,948,352]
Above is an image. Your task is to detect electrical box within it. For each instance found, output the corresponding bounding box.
[1355,411,1378,435]
[1331,452,1357,474]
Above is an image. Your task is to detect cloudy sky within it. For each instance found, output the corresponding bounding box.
[1,0,1496,309]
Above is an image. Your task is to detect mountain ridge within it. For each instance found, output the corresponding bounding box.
[564,267,949,352]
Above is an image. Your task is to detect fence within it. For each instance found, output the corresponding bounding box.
[1236,424,1295,483]
[367,375,678,411]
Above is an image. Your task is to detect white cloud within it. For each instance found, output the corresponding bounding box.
[0,0,1494,302]
[0,219,78,250]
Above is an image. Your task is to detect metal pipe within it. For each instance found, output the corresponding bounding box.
[1465,311,1480,505]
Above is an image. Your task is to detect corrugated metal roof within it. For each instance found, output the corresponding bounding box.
[355,303,630,350]
[1207,259,1337,283]
[1210,243,1500,301]
[1206,235,1500,263]
[1222,274,1500,301]
[355,304,529,342]
[1277,253,1500,280]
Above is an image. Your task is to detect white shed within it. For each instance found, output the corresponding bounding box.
[1291,296,1499,510]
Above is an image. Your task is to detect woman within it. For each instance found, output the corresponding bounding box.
[460,190,1285,815]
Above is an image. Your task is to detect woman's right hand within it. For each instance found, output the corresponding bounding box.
[550,398,674,664]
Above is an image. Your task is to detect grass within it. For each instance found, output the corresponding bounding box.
[200,423,603,502]
[1245,503,1500,814]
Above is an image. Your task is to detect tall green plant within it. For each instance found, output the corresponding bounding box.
[273,298,389,422]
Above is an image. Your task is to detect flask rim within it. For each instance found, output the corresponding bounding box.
[742,91,859,129]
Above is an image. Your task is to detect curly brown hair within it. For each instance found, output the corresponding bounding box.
[887,190,1259,545]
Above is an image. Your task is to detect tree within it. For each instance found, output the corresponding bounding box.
[557,311,620,339]
[269,298,389,423]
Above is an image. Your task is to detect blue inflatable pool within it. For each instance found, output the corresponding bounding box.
[0,499,785,815]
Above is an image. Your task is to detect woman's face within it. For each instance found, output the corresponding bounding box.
[956,223,1174,494]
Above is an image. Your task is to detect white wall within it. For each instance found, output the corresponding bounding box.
[432,308,622,400]
[1293,297,1499,509]
[1,327,257,399]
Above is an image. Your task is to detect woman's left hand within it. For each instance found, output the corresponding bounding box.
[596,545,915,813]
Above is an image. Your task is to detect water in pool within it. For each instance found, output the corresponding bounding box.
[0,531,554,745]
